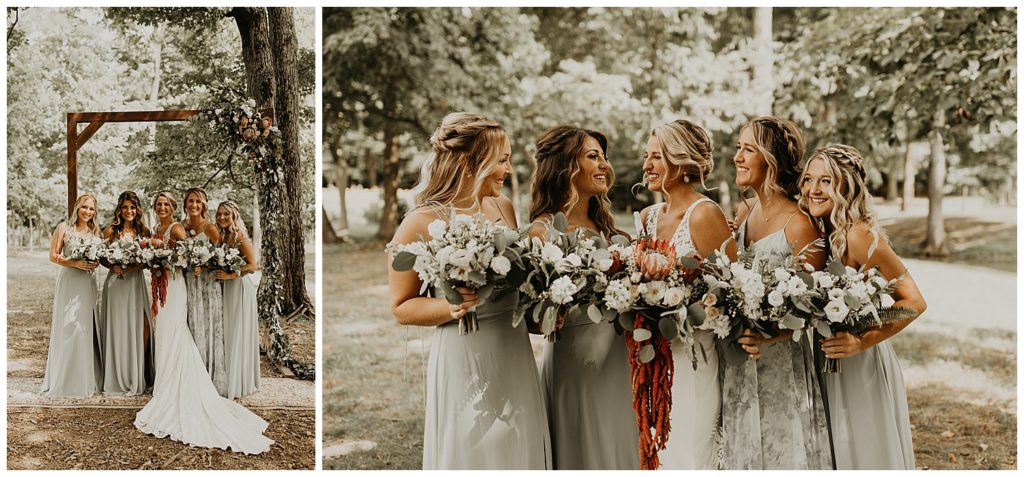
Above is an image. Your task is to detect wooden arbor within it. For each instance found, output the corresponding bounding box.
[66,110,200,214]
[65,108,272,213]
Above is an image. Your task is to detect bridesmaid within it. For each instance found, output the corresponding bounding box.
[637,119,736,469]
[214,200,261,399]
[181,187,227,397]
[388,112,551,470]
[721,116,832,469]
[100,191,154,395]
[42,194,102,398]
[801,145,925,469]
[528,125,637,470]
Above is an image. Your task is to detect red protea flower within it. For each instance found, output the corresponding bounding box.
[634,238,677,281]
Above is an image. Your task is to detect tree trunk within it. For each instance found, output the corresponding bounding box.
[269,7,313,317]
[147,25,164,152]
[322,207,341,243]
[334,138,350,240]
[924,109,948,256]
[377,93,400,240]
[365,147,377,188]
[901,143,916,212]
[885,154,899,202]
[232,6,313,380]
[752,7,774,116]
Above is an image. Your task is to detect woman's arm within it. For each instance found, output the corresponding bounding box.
[821,225,927,359]
[389,209,478,327]
[689,202,738,261]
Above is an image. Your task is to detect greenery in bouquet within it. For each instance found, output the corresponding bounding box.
[62,233,104,263]
[389,210,527,335]
[209,243,247,274]
[513,212,618,341]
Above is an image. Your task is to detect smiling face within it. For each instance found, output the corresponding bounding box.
[119,199,138,225]
[154,195,174,220]
[480,136,513,198]
[572,135,610,198]
[733,127,768,189]
[76,196,96,226]
[642,135,669,191]
[216,205,233,229]
[185,191,206,218]
[801,157,837,218]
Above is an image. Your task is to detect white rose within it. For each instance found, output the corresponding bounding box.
[825,299,850,323]
[541,243,564,261]
[435,245,454,266]
[705,306,722,320]
[448,249,472,268]
[787,276,809,296]
[663,287,686,307]
[767,289,785,307]
[828,288,846,301]
[773,268,792,282]
[642,280,666,304]
[490,256,511,275]
[597,258,614,272]
[702,292,718,307]
[814,272,835,288]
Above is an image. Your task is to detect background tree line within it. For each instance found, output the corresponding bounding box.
[323,7,1016,256]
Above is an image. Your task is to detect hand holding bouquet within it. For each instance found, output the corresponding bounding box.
[389,211,525,335]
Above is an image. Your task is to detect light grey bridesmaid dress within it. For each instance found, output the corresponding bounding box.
[222,242,261,399]
[100,236,154,396]
[540,313,638,469]
[41,230,103,398]
[422,287,552,470]
[718,212,833,469]
[184,232,227,397]
[822,342,915,469]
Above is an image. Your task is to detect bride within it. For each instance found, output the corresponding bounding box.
[134,191,273,454]
[637,120,736,469]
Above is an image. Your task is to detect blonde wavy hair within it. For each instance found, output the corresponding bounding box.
[412,112,509,211]
[650,119,715,192]
[799,144,885,261]
[66,194,101,236]
[216,200,248,244]
[742,116,805,200]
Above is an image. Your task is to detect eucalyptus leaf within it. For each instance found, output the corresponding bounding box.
[541,306,558,335]
[679,256,700,269]
[633,328,652,342]
[639,344,655,363]
[391,251,417,271]
[618,312,636,331]
[553,212,569,232]
[686,303,707,326]
[494,231,507,254]
[828,259,847,276]
[611,235,630,246]
[814,319,833,338]
[658,317,679,340]
[587,303,603,323]
[781,314,805,331]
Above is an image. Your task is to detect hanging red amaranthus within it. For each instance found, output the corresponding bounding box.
[627,314,674,470]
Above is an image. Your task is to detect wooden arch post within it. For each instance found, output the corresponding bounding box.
[66,110,201,214]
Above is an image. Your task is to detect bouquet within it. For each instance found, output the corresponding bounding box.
[178,238,216,271]
[796,259,917,373]
[141,237,182,316]
[389,211,526,335]
[700,239,823,365]
[600,236,707,470]
[63,233,104,264]
[209,243,247,274]
[514,213,616,341]
[100,236,144,279]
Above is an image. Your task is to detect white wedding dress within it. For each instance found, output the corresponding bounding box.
[134,227,273,454]
[641,198,722,469]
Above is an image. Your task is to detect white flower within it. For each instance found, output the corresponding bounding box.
[880,294,895,308]
[814,272,835,288]
[490,256,511,275]
[641,280,666,304]
[828,288,846,301]
[825,299,850,323]
[698,315,731,339]
[541,243,564,261]
[663,287,686,307]
[849,281,870,301]
[705,306,722,320]
[555,253,582,273]
[872,276,889,289]
[597,258,614,272]
[403,241,429,257]
[427,219,447,239]
[768,289,785,307]
[603,279,634,313]
[702,292,718,307]
[435,245,454,265]
[448,249,472,268]
[550,276,578,305]
[786,276,809,296]
[630,272,642,284]
[773,268,792,282]
[449,267,469,282]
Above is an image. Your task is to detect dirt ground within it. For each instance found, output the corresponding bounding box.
[322,232,1016,470]
[6,251,316,470]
